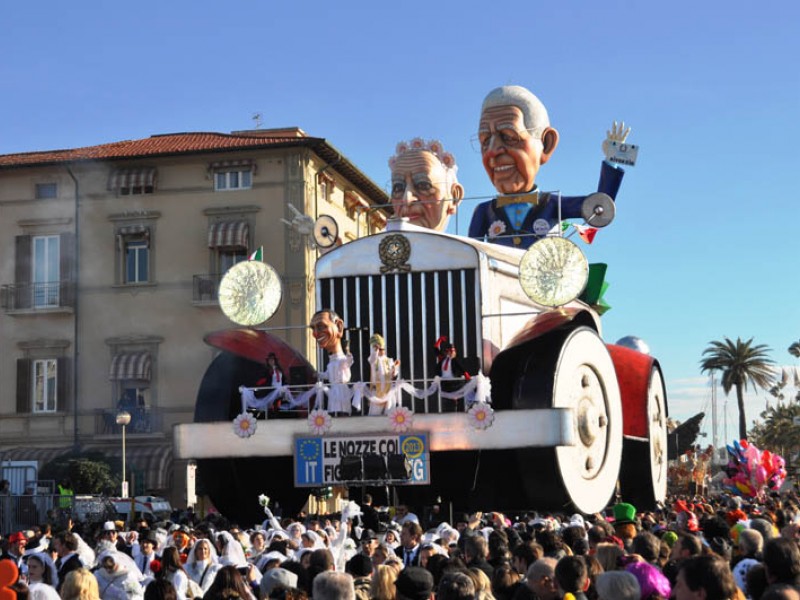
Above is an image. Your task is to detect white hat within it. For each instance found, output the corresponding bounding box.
[569,514,586,529]
[103,521,117,532]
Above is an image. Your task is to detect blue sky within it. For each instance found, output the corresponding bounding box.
[2,0,798,444]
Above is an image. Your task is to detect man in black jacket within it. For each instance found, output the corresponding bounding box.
[54,531,83,592]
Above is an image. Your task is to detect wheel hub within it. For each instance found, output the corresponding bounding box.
[571,365,609,479]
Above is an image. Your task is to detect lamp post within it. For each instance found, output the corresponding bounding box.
[116,410,131,497]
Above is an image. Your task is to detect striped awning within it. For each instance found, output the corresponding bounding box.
[88,443,174,492]
[108,168,157,190]
[109,352,152,381]
[117,224,150,238]
[207,159,256,174]
[208,221,249,248]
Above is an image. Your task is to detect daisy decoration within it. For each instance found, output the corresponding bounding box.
[388,406,413,433]
[488,220,506,239]
[233,412,257,438]
[468,402,495,430]
[308,409,332,435]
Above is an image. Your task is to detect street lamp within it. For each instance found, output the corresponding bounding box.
[116,410,131,497]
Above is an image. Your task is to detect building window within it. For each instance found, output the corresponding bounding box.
[125,239,149,283]
[32,359,58,413]
[7,233,74,311]
[17,357,67,414]
[116,225,151,285]
[318,173,335,203]
[215,169,252,191]
[32,235,60,307]
[218,248,247,274]
[35,183,58,199]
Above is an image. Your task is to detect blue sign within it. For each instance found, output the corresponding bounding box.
[294,432,430,487]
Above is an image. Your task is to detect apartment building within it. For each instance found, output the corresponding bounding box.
[0,127,389,504]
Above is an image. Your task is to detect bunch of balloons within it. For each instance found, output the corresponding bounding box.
[723,439,787,499]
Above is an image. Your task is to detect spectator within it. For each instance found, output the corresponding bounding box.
[437,571,476,600]
[259,568,298,600]
[673,555,737,600]
[554,556,589,600]
[144,580,177,600]
[312,572,355,600]
[394,567,433,600]
[60,568,100,600]
[344,555,372,600]
[594,571,640,600]
[369,564,397,600]
[525,558,559,600]
[763,538,800,587]
[203,565,255,600]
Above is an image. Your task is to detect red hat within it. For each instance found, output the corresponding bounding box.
[8,532,26,543]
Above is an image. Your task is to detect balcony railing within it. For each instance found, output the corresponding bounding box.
[192,273,222,304]
[1,281,76,311]
[95,407,163,435]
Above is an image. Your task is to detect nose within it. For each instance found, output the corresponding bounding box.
[484,133,506,156]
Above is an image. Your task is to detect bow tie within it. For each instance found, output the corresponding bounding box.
[495,190,548,208]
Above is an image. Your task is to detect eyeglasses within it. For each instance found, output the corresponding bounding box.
[471,127,542,152]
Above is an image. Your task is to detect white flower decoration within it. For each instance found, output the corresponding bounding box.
[388,406,413,432]
[468,402,495,430]
[258,494,270,507]
[308,409,332,435]
[233,412,257,438]
[488,220,506,238]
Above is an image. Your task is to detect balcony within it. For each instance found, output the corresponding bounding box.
[94,407,164,437]
[1,281,76,313]
[192,273,221,305]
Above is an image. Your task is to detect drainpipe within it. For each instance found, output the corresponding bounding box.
[65,166,80,451]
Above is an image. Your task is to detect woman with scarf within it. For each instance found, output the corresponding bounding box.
[184,539,221,596]
[93,550,144,600]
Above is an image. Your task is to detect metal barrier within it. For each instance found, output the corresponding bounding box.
[0,493,114,535]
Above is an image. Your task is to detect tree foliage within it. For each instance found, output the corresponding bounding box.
[40,451,121,495]
[700,337,775,440]
[751,403,800,462]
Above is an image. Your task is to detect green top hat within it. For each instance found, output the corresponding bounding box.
[613,502,637,525]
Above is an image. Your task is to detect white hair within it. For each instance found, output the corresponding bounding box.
[481,85,550,132]
[595,571,641,600]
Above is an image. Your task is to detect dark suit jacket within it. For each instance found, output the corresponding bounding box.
[396,545,421,567]
[468,161,624,249]
[56,553,83,591]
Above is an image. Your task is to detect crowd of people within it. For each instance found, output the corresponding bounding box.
[2,491,800,600]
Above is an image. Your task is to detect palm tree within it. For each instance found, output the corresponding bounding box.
[700,337,775,440]
[789,340,800,358]
[750,403,800,468]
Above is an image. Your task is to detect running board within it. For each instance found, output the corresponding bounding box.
[174,408,576,459]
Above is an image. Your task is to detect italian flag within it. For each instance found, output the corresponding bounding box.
[248,247,263,261]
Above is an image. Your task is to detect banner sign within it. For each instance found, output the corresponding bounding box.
[294,432,430,487]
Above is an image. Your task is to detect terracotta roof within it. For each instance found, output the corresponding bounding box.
[0,131,390,208]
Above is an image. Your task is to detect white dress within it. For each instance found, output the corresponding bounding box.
[323,352,354,413]
[368,352,398,415]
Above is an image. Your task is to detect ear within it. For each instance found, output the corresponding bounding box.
[334,318,344,335]
[447,183,465,214]
[539,127,559,165]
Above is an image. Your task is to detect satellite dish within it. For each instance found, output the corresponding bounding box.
[313,215,339,249]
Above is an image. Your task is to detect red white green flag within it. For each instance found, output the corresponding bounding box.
[248,247,263,261]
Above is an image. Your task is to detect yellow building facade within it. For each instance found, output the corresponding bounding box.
[0,128,389,504]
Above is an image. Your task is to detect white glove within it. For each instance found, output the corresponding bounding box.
[602,121,631,160]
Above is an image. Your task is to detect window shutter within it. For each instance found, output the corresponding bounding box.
[16,359,31,413]
[57,357,69,413]
[60,232,76,305]
[15,235,32,309]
